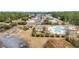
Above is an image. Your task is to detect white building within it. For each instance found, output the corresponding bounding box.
[26,19,36,27]
[48,18,58,23]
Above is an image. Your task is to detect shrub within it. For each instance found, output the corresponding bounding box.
[3,25,12,29]
[40,33,44,37]
[61,35,65,38]
[45,33,50,37]
[32,32,35,37]
[5,20,12,23]
[35,32,41,37]
[50,34,54,37]
[61,22,65,25]
[22,17,29,21]
[0,24,12,30]
[55,34,60,37]
[23,26,29,31]
[32,28,36,32]
[18,21,26,25]
[36,34,40,37]
[52,23,59,25]
[10,22,17,27]
[32,28,36,37]
[0,19,5,22]
[0,24,4,29]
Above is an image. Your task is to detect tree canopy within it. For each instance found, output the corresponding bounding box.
[52,11,79,25]
[0,12,29,22]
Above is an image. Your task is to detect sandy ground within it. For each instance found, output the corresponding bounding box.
[16,28,65,48]
[0,27,73,48]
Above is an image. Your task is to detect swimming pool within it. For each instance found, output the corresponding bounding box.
[54,26,65,34]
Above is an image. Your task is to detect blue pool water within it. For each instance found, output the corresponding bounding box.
[55,26,64,32]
